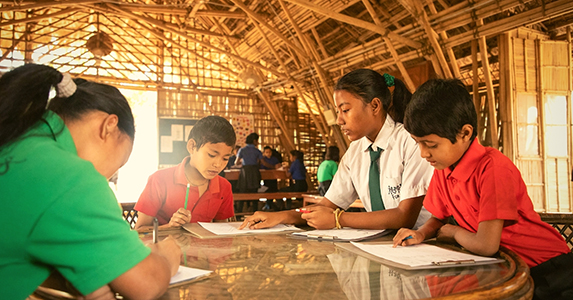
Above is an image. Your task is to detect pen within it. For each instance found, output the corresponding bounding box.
[152,217,158,244]
[296,208,311,213]
[401,235,413,243]
[432,259,475,266]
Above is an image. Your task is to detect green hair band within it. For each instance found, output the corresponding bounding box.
[382,73,395,87]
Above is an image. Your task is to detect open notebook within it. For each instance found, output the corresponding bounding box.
[170,266,212,286]
[292,228,390,242]
[337,242,504,270]
[183,222,300,238]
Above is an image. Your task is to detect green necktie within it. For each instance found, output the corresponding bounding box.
[369,145,385,211]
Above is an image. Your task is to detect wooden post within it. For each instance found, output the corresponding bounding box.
[425,0,461,78]
[362,0,416,92]
[471,39,482,142]
[256,90,296,152]
[477,19,499,148]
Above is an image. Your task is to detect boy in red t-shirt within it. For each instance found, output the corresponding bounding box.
[394,79,572,300]
[134,116,236,230]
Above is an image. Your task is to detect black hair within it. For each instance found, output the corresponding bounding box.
[0,63,135,148]
[404,79,478,143]
[245,132,259,144]
[263,146,272,151]
[325,146,340,162]
[334,69,412,123]
[290,149,304,161]
[188,115,236,148]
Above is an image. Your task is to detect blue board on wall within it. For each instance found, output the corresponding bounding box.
[158,118,197,167]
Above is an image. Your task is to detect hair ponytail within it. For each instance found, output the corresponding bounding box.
[387,77,412,123]
[0,64,63,147]
[334,69,412,124]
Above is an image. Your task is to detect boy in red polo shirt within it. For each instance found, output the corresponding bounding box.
[134,116,236,230]
[394,79,572,300]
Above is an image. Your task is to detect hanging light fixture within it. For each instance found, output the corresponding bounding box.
[86,13,113,63]
[238,67,262,88]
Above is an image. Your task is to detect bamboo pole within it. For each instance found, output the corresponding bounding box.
[256,90,296,152]
[425,0,461,79]
[471,39,482,141]
[536,39,548,211]
[101,3,286,78]
[0,7,80,27]
[283,0,421,49]
[311,27,328,60]
[228,0,308,59]
[414,1,453,79]
[362,0,415,92]
[477,19,499,149]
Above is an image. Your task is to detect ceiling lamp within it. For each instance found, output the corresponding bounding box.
[86,31,114,58]
[238,67,262,88]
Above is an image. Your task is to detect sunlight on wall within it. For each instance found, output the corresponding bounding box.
[113,89,158,203]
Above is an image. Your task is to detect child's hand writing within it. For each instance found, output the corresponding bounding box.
[392,228,424,247]
[300,206,336,229]
[239,211,280,229]
[169,208,191,227]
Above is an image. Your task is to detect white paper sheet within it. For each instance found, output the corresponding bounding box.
[350,242,498,268]
[170,266,212,285]
[171,124,184,141]
[160,135,173,153]
[198,222,300,235]
[292,228,388,241]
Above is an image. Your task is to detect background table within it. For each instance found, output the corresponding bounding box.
[144,229,533,300]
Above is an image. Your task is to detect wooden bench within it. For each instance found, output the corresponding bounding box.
[302,194,364,209]
[539,213,573,249]
[223,169,290,181]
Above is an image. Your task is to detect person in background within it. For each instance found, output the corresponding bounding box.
[240,69,432,232]
[0,64,180,300]
[317,146,340,196]
[220,144,241,192]
[235,132,263,212]
[279,149,308,210]
[135,116,236,230]
[261,146,282,210]
[393,79,573,300]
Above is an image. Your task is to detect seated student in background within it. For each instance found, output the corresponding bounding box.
[235,132,262,212]
[0,64,180,299]
[393,79,573,300]
[135,116,236,230]
[317,146,340,196]
[279,149,308,210]
[261,146,282,193]
[240,69,433,230]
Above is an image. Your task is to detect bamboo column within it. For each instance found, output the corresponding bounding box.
[256,90,296,152]
[362,0,416,92]
[477,19,499,148]
[471,39,481,135]
[414,1,453,79]
[425,0,461,78]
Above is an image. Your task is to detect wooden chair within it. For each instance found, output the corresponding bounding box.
[120,202,138,229]
[539,213,573,249]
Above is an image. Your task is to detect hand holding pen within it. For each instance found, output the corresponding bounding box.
[168,207,191,227]
[392,228,423,247]
[239,211,281,230]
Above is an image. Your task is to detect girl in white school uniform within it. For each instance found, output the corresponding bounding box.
[240,69,433,230]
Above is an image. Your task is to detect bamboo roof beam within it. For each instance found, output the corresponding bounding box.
[443,0,573,49]
[476,19,498,149]
[412,0,452,78]
[252,19,329,146]
[0,7,81,27]
[284,0,421,49]
[362,0,415,92]
[228,0,308,59]
[102,15,158,66]
[471,39,482,137]
[310,27,328,60]
[0,0,99,12]
[256,89,295,153]
[170,54,215,115]
[425,0,461,79]
[99,3,284,78]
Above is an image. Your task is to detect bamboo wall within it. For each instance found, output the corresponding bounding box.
[500,28,573,213]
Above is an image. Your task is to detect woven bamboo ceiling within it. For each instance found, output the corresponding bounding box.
[1,0,572,96]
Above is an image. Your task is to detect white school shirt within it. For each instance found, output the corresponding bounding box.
[325,115,433,229]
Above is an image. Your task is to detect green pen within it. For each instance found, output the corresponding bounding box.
[184,183,190,210]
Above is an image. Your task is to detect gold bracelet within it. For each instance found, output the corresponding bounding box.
[336,210,345,229]
[333,208,340,229]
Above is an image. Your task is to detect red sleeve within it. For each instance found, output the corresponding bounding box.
[476,158,519,223]
[423,170,451,220]
[134,172,166,219]
[214,177,235,220]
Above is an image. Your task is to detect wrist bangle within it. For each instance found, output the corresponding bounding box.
[337,210,345,229]
[333,208,340,229]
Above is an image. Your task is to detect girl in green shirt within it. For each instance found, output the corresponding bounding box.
[317,146,340,196]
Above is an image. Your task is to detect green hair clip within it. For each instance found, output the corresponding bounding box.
[382,73,395,87]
